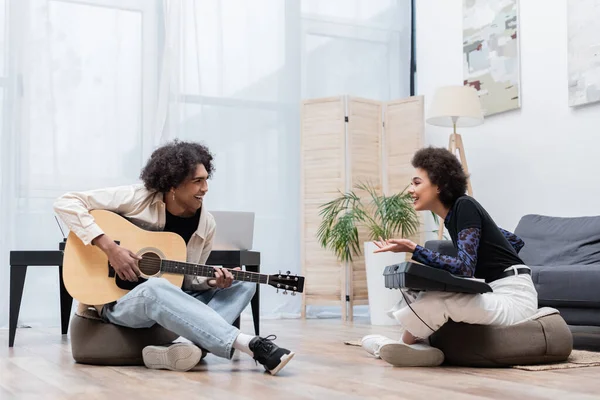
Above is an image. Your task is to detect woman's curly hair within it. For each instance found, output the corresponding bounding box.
[140,140,214,192]
[411,147,468,207]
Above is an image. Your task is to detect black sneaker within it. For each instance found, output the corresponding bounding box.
[249,335,295,375]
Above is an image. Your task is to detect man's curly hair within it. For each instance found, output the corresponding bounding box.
[140,140,214,192]
[411,147,468,207]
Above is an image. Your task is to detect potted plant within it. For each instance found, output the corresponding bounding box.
[316,181,421,325]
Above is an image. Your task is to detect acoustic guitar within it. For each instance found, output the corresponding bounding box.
[62,210,305,305]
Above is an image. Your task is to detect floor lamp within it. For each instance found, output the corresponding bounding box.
[426,85,484,239]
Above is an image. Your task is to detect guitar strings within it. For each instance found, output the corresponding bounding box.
[136,259,271,282]
[135,258,302,288]
[141,261,265,276]
[138,267,266,282]
[138,259,274,277]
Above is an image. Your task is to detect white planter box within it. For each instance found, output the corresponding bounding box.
[364,241,406,325]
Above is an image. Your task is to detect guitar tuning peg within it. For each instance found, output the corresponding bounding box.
[286,270,290,275]
[291,291,296,296]
[283,290,288,295]
[276,289,279,293]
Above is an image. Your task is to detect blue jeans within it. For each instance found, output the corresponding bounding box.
[102,278,256,359]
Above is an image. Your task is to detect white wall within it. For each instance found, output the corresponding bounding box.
[416,0,600,232]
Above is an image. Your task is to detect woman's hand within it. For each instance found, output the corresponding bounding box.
[373,238,417,253]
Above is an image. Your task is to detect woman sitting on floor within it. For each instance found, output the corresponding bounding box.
[362,146,538,367]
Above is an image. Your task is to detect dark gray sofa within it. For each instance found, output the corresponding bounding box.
[425,214,600,326]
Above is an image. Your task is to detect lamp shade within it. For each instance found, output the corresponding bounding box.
[426,85,484,128]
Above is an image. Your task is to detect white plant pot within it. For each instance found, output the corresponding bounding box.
[364,241,406,325]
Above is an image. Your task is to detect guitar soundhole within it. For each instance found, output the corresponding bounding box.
[139,252,162,276]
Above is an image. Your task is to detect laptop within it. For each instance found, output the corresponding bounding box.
[210,211,255,250]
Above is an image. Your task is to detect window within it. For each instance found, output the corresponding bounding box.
[17,0,158,197]
[301,0,411,100]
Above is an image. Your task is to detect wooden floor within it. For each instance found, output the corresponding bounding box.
[2,318,600,400]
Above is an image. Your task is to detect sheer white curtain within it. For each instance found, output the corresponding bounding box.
[157,0,303,318]
[0,0,158,328]
[0,0,11,330]
[0,0,411,329]
[157,0,411,319]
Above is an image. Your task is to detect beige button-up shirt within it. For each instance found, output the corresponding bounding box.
[53,183,216,300]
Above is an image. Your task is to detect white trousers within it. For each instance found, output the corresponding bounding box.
[392,265,539,339]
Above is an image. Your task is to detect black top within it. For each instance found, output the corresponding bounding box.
[163,208,201,244]
[445,196,524,282]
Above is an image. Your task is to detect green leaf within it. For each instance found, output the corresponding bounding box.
[316,180,421,262]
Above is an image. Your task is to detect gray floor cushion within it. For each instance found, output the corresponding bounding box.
[429,313,572,367]
[70,314,179,365]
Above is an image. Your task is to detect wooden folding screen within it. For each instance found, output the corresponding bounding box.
[300,95,424,320]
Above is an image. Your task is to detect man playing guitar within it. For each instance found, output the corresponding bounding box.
[54,140,294,375]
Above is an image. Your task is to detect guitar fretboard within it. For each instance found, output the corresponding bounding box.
[160,260,268,284]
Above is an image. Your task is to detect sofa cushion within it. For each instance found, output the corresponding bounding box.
[530,264,600,308]
[430,312,572,367]
[515,214,600,266]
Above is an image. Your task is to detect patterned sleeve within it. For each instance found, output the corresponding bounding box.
[499,227,525,253]
[411,227,481,277]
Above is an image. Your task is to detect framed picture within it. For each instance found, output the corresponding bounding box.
[463,0,521,116]
[567,0,600,107]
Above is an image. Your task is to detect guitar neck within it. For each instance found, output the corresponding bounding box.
[160,260,268,284]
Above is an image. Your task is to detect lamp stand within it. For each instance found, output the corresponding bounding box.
[437,122,473,240]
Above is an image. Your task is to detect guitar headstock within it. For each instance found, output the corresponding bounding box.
[268,271,305,294]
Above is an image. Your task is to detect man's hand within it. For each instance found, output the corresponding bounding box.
[107,246,143,282]
[209,267,241,289]
[93,234,142,282]
[373,237,417,254]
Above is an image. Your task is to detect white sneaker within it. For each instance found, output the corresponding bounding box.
[379,342,444,367]
[142,343,203,372]
[360,334,399,358]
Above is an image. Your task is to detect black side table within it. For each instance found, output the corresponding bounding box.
[9,250,70,348]
[8,248,261,347]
